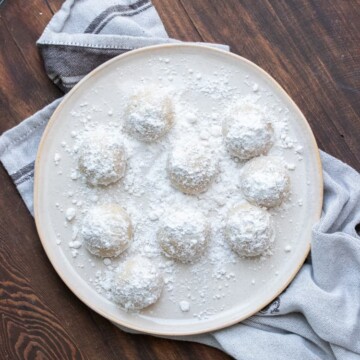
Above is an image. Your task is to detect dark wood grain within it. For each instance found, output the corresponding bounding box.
[0,0,62,130]
[0,0,359,359]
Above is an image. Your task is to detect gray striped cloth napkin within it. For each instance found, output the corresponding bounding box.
[1,1,359,359]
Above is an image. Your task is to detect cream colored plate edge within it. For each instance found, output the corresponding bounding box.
[34,44,323,336]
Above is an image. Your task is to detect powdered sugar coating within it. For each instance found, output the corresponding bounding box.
[241,156,290,208]
[46,52,311,325]
[157,210,209,263]
[78,126,126,186]
[113,256,164,310]
[81,204,132,257]
[167,143,218,195]
[222,103,274,160]
[124,88,175,142]
[225,203,274,257]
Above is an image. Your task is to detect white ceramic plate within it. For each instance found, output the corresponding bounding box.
[34,44,323,335]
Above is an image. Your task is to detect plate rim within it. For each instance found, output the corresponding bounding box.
[34,43,323,336]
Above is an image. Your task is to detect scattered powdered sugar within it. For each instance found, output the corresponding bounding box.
[65,207,76,221]
[286,163,296,171]
[69,240,82,249]
[103,258,112,266]
[54,153,61,166]
[50,57,306,321]
[179,300,190,312]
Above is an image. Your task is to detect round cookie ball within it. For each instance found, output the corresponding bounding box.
[225,203,274,257]
[167,143,218,195]
[124,88,174,142]
[113,256,164,310]
[81,204,132,258]
[157,210,209,263]
[222,103,274,160]
[78,127,126,186]
[240,156,290,208]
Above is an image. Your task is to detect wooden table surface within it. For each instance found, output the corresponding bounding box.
[0,0,359,359]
